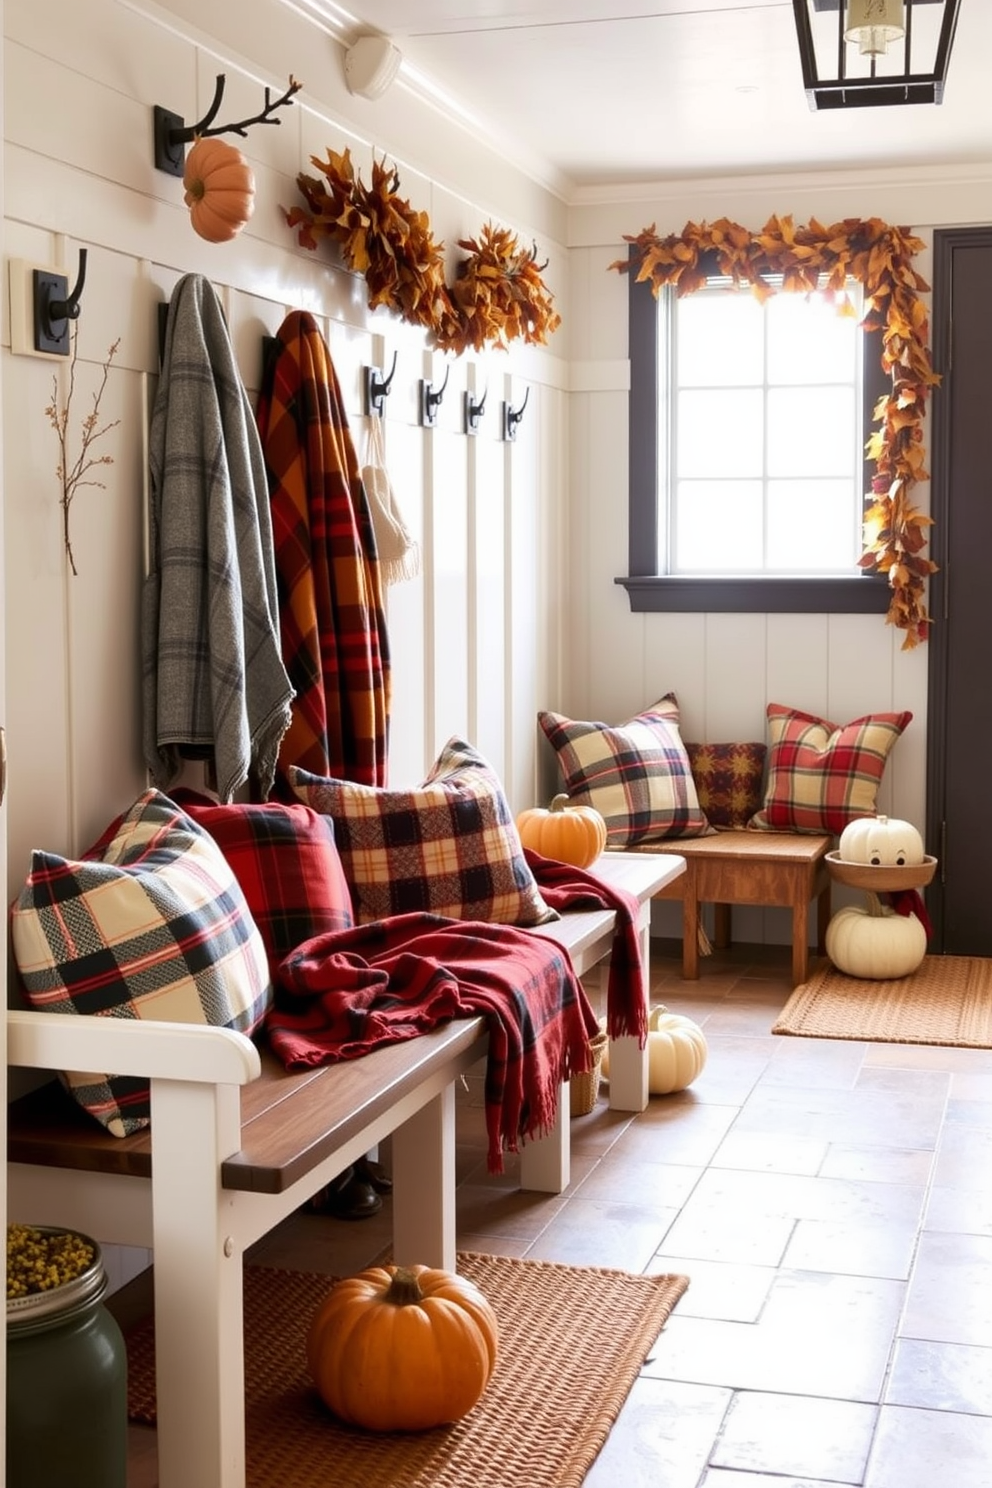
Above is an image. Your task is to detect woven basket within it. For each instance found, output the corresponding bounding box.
[570,1029,609,1117]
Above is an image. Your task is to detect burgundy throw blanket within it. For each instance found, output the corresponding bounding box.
[266,913,599,1173]
[526,850,648,1044]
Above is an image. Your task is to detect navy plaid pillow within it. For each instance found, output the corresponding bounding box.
[11,790,271,1137]
[289,738,558,927]
[539,695,709,848]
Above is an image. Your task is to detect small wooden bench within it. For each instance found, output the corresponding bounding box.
[6,850,684,1488]
[646,832,832,986]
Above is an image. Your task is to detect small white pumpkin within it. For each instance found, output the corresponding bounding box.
[838,815,925,868]
[600,1006,707,1094]
[826,893,927,979]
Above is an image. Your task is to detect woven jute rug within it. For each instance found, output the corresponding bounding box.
[126,1251,688,1488]
[773,955,992,1047]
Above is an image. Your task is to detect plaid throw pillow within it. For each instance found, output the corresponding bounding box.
[11,789,272,1137]
[686,741,767,831]
[749,703,913,835]
[538,695,709,848]
[289,738,558,927]
[172,791,354,967]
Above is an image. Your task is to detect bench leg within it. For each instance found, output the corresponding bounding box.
[817,882,831,954]
[791,894,811,987]
[681,881,700,980]
[608,907,652,1112]
[713,902,732,949]
[520,1081,570,1193]
[150,1079,246,1488]
[391,1086,457,1271]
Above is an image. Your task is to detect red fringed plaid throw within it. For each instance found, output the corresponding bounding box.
[266,914,600,1173]
[526,850,648,1044]
[256,310,390,796]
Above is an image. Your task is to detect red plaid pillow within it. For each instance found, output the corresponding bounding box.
[687,741,767,830]
[538,694,709,848]
[172,792,354,966]
[750,704,912,835]
[289,739,557,927]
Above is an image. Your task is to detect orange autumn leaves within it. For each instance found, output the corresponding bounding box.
[286,149,561,356]
[613,215,940,649]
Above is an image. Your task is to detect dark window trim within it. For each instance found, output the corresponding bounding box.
[619,258,892,614]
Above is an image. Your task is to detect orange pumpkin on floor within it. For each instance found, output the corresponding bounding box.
[182,136,255,242]
[306,1263,499,1431]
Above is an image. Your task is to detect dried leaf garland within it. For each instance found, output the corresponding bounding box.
[611,215,939,649]
[285,157,561,355]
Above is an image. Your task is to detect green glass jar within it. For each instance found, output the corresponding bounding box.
[7,1228,127,1488]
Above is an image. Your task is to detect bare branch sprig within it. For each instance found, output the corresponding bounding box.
[45,330,121,576]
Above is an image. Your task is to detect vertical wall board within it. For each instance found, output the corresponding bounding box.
[381,417,426,786]
[765,613,830,718]
[890,632,930,834]
[65,365,148,853]
[701,613,768,742]
[642,611,707,731]
[576,387,637,719]
[2,356,72,879]
[427,427,468,752]
[504,400,544,813]
[470,436,506,774]
[576,245,628,364]
[826,613,901,720]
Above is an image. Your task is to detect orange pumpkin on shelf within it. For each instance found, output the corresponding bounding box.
[306,1263,499,1432]
[515,794,607,869]
[182,136,255,243]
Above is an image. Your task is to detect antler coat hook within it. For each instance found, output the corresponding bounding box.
[154,74,302,176]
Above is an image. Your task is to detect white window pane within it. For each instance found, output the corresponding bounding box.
[767,386,856,477]
[678,293,763,386]
[674,481,764,571]
[767,292,859,385]
[766,480,860,571]
[678,389,764,476]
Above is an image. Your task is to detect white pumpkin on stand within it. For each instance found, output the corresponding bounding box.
[825,815,935,980]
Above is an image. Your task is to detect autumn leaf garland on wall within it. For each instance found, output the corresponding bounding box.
[612,215,940,650]
[285,148,561,356]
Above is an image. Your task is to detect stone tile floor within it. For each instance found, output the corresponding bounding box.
[127,939,992,1486]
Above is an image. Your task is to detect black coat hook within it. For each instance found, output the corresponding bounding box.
[33,248,87,356]
[154,74,302,176]
[365,351,398,417]
[502,386,530,442]
[465,386,488,436]
[420,365,450,427]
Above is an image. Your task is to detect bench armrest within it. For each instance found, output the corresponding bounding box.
[7,1010,261,1085]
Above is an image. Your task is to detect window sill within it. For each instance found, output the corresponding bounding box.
[617,575,892,614]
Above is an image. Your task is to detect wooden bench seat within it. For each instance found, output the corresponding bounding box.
[6,849,685,1488]
[646,832,832,986]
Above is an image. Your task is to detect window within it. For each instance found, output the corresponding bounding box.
[621,267,891,615]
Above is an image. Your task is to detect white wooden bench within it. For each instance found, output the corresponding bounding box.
[6,850,684,1488]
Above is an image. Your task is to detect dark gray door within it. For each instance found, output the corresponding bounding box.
[927,228,992,953]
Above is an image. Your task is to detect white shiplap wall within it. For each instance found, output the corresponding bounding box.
[2,0,571,897]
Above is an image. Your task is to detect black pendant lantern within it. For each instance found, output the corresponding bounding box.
[792,0,962,109]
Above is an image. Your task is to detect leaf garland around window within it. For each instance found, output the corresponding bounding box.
[285,149,562,357]
[611,215,940,650]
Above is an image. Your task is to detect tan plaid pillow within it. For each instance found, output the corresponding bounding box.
[290,739,557,927]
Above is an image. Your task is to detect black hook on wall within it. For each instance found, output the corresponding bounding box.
[420,365,450,428]
[465,386,487,436]
[502,386,530,442]
[365,351,398,418]
[154,73,302,177]
[34,248,88,356]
